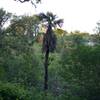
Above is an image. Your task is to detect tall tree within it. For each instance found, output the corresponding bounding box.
[0,8,11,48]
[38,12,63,91]
[0,8,11,31]
[7,15,39,37]
[95,21,100,35]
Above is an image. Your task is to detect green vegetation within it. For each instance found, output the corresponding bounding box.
[0,8,100,100]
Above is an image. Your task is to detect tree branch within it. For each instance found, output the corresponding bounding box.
[17,0,30,3]
[14,0,40,8]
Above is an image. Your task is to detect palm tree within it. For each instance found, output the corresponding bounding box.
[38,12,63,91]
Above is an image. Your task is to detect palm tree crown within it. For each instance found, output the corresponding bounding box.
[38,12,63,52]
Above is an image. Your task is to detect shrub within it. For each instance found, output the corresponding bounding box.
[0,81,31,100]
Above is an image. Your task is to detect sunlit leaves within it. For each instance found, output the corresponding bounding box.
[54,28,67,36]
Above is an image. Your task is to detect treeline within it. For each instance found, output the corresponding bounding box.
[0,8,100,100]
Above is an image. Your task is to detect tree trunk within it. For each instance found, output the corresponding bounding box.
[44,48,49,91]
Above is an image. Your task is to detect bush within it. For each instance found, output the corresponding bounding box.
[0,81,31,100]
[0,82,62,100]
[60,45,100,100]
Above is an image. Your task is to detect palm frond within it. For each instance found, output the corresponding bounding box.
[54,19,63,27]
[46,12,56,21]
[38,13,48,21]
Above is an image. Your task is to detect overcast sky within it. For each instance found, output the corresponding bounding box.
[1,0,100,33]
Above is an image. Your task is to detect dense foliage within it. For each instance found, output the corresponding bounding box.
[0,8,100,100]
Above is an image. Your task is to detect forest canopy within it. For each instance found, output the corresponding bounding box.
[0,1,100,99]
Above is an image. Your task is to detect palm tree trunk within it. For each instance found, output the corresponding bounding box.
[44,47,49,91]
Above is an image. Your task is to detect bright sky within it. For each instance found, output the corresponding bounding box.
[0,0,100,33]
